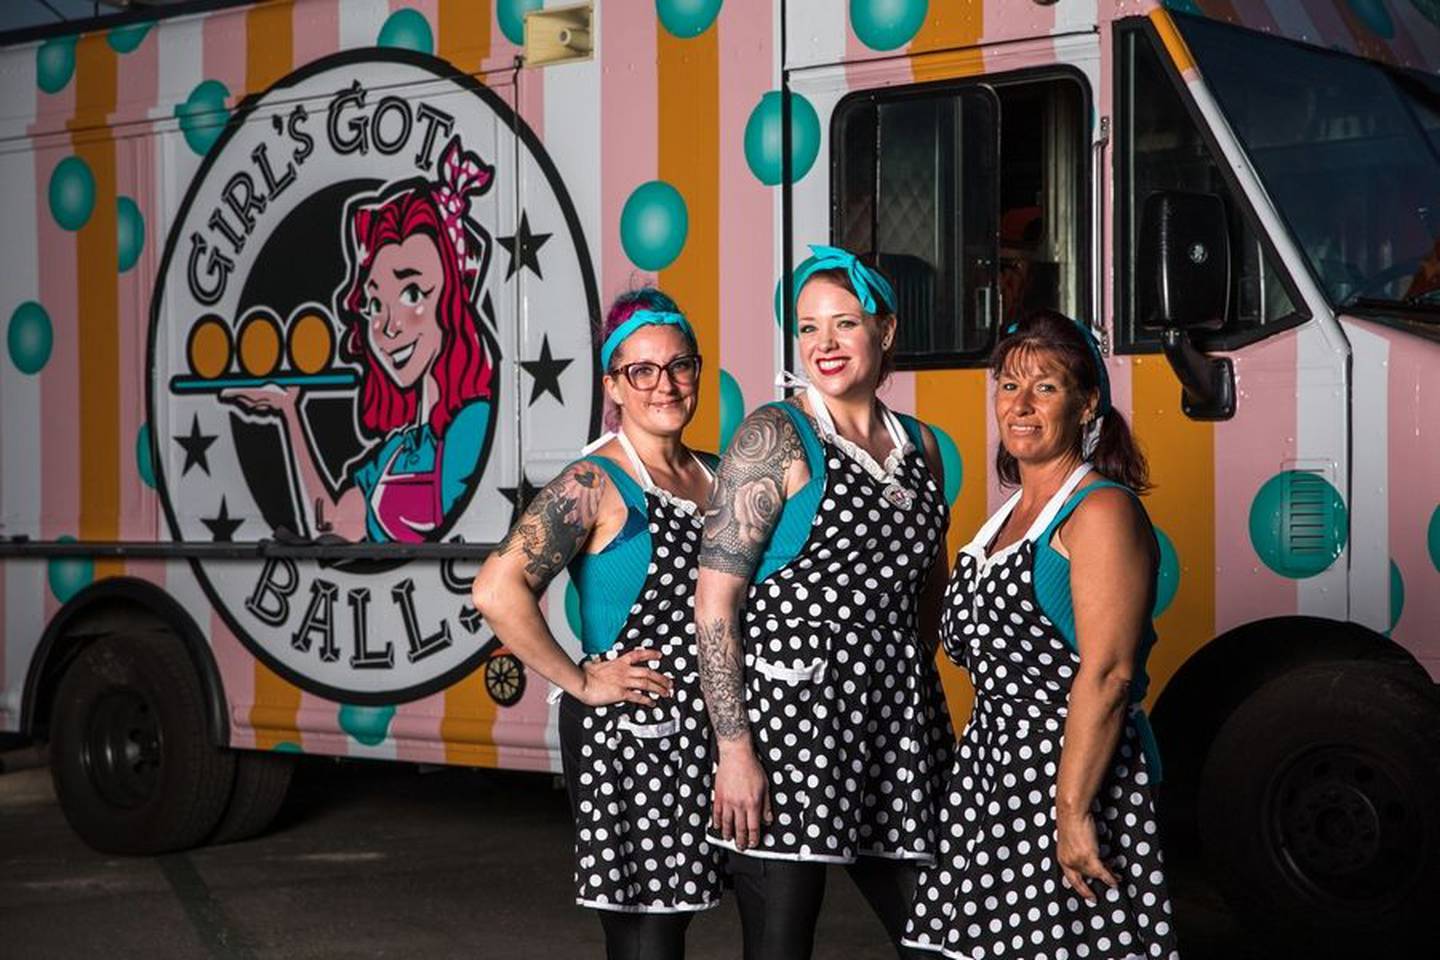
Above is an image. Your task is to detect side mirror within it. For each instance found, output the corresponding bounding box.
[1138,190,1236,420]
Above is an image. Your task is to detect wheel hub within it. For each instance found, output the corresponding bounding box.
[1270,745,1417,904]
[81,688,163,810]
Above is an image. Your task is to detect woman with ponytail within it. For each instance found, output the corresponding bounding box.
[903,310,1179,960]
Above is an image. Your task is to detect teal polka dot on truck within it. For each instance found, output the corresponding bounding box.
[1389,559,1404,633]
[498,0,544,45]
[338,704,396,746]
[744,90,820,186]
[850,0,928,52]
[1347,0,1396,38]
[719,369,745,452]
[37,36,76,94]
[377,8,434,54]
[8,302,53,375]
[48,536,94,604]
[1248,471,1349,579]
[107,22,153,54]
[49,156,95,232]
[174,80,231,157]
[117,196,144,273]
[658,0,724,39]
[272,741,303,754]
[620,181,688,271]
[1153,527,1180,618]
[136,423,156,489]
[1427,505,1440,572]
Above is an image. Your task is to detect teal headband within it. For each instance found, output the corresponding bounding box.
[1002,318,1113,416]
[788,244,898,320]
[600,309,694,370]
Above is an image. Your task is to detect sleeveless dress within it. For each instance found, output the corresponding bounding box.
[707,393,953,863]
[561,433,725,913]
[904,465,1180,960]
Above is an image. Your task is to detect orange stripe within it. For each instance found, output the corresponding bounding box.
[910,1,984,81]
[246,1,295,94]
[442,671,498,766]
[439,0,491,74]
[1129,356,1214,705]
[70,36,121,580]
[1149,8,1196,75]
[656,22,721,451]
[251,662,303,750]
[916,368,989,727]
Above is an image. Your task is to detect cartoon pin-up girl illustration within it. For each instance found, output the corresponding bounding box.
[223,137,497,543]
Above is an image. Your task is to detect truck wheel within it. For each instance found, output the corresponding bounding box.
[1199,661,1440,954]
[208,750,296,845]
[49,632,235,854]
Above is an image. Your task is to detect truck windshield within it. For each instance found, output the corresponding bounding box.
[1178,15,1440,312]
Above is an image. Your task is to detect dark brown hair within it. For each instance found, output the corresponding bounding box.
[990,309,1150,492]
[797,260,897,390]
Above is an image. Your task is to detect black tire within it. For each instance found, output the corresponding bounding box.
[208,750,296,845]
[1199,661,1440,956]
[49,631,235,855]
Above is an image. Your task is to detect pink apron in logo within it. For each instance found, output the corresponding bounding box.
[368,439,444,544]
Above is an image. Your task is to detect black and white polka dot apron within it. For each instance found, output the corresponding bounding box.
[904,465,1180,959]
[709,388,952,863]
[566,432,724,913]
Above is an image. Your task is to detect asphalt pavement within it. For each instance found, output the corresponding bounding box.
[0,752,1252,959]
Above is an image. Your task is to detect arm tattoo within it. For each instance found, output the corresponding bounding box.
[498,464,604,589]
[700,405,804,578]
[698,617,750,741]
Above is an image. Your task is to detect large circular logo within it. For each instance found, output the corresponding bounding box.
[148,51,597,704]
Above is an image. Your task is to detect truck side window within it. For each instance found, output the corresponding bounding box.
[1118,28,1299,350]
[833,77,1087,367]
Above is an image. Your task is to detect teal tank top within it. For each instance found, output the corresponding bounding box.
[567,451,720,655]
[1033,480,1163,779]
[753,403,935,583]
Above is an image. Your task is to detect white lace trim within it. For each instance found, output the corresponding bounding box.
[583,430,713,517]
[785,378,913,488]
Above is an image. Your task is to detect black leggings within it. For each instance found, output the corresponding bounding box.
[560,694,696,960]
[596,912,692,960]
[728,852,928,960]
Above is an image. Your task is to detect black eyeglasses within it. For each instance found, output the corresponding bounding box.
[608,354,702,391]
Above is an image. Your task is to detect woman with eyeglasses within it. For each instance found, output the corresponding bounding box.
[695,247,953,959]
[472,288,722,959]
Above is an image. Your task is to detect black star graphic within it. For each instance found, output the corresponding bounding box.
[498,475,542,517]
[519,336,572,406]
[497,211,552,280]
[174,413,217,476]
[201,497,244,542]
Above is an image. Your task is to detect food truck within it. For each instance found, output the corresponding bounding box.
[1,0,1436,948]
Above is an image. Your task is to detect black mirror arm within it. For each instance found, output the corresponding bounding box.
[1159,328,1236,421]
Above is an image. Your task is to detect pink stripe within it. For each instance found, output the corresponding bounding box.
[1212,331,1300,632]
[300,689,338,753]
[483,3,521,75]
[881,371,916,416]
[1393,1,1440,70]
[210,611,255,749]
[393,691,446,763]
[997,0,1054,40]
[294,0,342,66]
[1373,321,1440,672]
[496,594,557,768]
[115,37,161,551]
[718,1,776,420]
[600,1,658,300]
[33,140,80,616]
[985,374,1005,513]
[203,11,248,102]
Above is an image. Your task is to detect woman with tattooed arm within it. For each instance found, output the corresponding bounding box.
[694,247,954,959]
[471,289,723,960]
